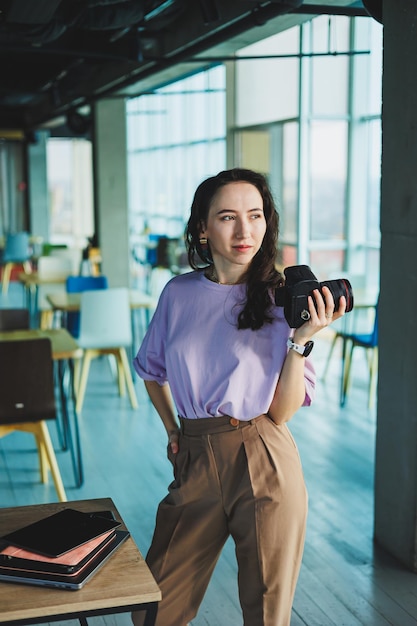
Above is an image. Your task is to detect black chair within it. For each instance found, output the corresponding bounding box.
[0,308,30,331]
[0,338,67,501]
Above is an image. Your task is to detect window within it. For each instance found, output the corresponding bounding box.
[46,138,94,248]
[127,66,226,280]
[233,15,382,285]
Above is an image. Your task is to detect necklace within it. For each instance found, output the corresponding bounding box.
[206,266,240,286]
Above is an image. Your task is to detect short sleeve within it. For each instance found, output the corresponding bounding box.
[133,288,170,385]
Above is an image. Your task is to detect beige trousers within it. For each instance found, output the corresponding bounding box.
[132,414,308,626]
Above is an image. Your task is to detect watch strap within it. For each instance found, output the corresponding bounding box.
[287,337,314,357]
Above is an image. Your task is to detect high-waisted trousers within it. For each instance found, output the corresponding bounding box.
[132,414,308,626]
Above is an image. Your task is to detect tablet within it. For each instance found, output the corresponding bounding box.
[0,508,121,557]
[0,530,130,590]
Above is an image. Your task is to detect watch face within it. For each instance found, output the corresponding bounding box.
[303,341,314,357]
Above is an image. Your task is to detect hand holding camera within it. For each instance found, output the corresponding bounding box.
[275,265,354,328]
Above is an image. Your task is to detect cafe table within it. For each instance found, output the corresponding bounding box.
[0,497,161,626]
[0,327,84,487]
[46,289,158,347]
[18,271,67,321]
[45,289,157,314]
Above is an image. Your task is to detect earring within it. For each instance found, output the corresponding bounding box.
[198,237,212,263]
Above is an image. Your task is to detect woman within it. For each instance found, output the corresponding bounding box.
[133,168,346,626]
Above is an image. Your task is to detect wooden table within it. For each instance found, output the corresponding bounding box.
[46,289,157,347]
[19,271,67,289]
[0,327,82,360]
[45,289,157,313]
[0,328,84,487]
[0,498,161,626]
[18,272,67,320]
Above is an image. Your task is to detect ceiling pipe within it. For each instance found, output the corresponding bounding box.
[94,0,370,99]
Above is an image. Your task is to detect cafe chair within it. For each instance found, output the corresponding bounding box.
[37,255,73,329]
[50,247,83,276]
[1,231,32,295]
[0,338,67,502]
[340,301,379,409]
[65,275,108,338]
[75,287,138,413]
[149,266,174,302]
[323,297,379,408]
[0,307,30,330]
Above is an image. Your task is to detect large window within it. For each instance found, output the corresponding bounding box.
[234,15,382,287]
[127,65,226,261]
[46,138,94,248]
[310,120,348,242]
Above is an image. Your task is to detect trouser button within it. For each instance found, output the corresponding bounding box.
[229,417,240,427]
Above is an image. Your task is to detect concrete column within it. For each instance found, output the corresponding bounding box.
[27,131,49,242]
[374,0,417,571]
[93,98,130,287]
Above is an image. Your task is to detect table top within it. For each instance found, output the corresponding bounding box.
[0,327,82,360]
[19,272,68,287]
[0,498,161,624]
[46,289,157,312]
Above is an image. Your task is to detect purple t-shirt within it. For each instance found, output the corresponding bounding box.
[134,271,315,420]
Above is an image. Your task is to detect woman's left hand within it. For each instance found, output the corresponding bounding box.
[293,285,346,344]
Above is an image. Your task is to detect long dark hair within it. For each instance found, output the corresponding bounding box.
[185,168,283,330]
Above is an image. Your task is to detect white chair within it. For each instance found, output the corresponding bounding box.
[50,247,83,276]
[147,267,174,324]
[148,267,174,301]
[75,287,138,413]
[36,256,73,329]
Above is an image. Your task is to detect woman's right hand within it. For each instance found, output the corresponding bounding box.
[167,429,180,468]
[169,429,180,455]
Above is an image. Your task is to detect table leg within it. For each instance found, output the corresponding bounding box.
[54,360,68,450]
[55,358,84,487]
[68,357,84,486]
[143,603,159,626]
[340,336,349,406]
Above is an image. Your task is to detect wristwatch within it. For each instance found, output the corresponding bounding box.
[287,337,314,357]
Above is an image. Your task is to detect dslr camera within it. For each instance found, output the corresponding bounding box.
[274,265,354,328]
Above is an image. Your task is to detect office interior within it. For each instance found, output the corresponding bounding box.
[1,0,417,615]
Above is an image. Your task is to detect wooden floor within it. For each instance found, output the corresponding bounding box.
[1,282,417,626]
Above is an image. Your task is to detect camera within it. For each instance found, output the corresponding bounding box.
[274,265,354,328]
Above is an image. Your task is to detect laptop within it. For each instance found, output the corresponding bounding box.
[0,529,130,590]
[0,528,118,574]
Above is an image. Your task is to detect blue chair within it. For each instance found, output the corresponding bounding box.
[340,300,379,409]
[1,232,32,295]
[65,275,108,337]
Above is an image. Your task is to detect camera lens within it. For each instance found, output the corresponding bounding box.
[320,278,354,313]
